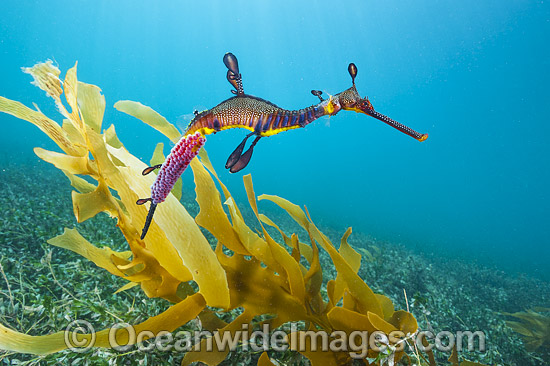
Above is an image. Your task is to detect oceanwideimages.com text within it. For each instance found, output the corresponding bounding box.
[65,320,486,358]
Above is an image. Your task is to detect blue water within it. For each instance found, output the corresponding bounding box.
[1,1,549,279]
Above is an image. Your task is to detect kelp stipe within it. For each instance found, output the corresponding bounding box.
[0,60,476,366]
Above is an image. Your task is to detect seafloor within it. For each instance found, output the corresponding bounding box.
[0,159,548,365]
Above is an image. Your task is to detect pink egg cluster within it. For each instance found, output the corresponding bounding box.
[151,132,206,204]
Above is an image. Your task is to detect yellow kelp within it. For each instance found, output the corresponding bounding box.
[504,308,550,352]
[0,61,418,365]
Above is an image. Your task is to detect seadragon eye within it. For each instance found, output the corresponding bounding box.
[361,98,373,110]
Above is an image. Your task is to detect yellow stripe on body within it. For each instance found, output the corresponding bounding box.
[194,123,300,137]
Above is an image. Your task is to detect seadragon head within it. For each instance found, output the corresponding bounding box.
[335,63,428,142]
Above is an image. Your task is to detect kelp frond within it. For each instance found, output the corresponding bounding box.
[0,61,419,365]
[504,308,550,352]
